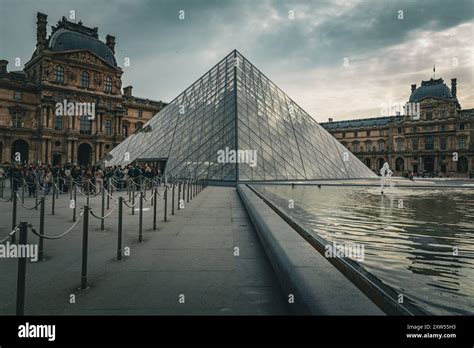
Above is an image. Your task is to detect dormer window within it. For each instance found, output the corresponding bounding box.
[105,76,113,92]
[426,111,433,121]
[55,65,64,82]
[460,123,465,130]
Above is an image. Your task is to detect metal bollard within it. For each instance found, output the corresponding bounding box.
[101,188,105,231]
[106,187,110,210]
[187,181,190,203]
[164,186,168,222]
[51,184,55,215]
[81,206,89,290]
[35,181,39,210]
[39,197,45,261]
[12,191,17,244]
[73,185,77,222]
[16,221,28,316]
[172,183,175,215]
[131,184,135,215]
[84,181,89,206]
[183,181,186,201]
[21,182,25,204]
[117,197,123,260]
[139,192,143,242]
[178,182,181,210]
[153,188,157,230]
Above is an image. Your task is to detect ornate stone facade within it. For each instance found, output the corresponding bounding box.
[321,78,473,177]
[0,13,166,166]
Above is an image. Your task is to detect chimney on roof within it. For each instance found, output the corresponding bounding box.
[36,12,48,52]
[451,78,457,98]
[411,84,416,93]
[0,60,8,75]
[328,117,333,122]
[123,86,133,97]
[106,35,116,54]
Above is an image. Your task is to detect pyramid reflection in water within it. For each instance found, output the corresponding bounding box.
[104,50,376,182]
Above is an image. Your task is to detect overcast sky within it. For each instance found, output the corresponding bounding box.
[1,0,473,122]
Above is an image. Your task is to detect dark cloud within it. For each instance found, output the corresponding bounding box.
[0,0,472,120]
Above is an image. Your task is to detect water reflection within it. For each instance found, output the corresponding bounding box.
[254,185,474,315]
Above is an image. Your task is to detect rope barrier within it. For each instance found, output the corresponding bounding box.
[89,203,118,220]
[123,199,140,208]
[0,225,19,244]
[103,188,119,201]
[27,210,84,240]
[15,192,43,210]
[0,195,12,202]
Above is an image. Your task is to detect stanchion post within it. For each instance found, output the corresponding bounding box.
[51,184,55,215]
[21,182,25,204]
[164,186,168,222]
[12,191,17,243]
[106,186,110,210]
[101,188,105,231]
[153,188,157,230]
[117,197,123,260]
[139,192,143,242]
[35,181,39,210]
[16,221,28,316]
[81,205,89,290]
[178,182,181,210]
[39,197,45,261]
[187,181,190,203]
[73,185,77,222]
[131,183,135,215]
[171,182,175,215]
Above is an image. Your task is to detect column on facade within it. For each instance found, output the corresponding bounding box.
[66,140,71,163]
[71,140,75,165]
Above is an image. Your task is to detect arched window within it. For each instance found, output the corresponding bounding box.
[425,136,434,150]
[81,71,90,88]
[122,121,129,136]
[352,141,359,153]
[457,157,468,173]
[55,65,64,82]
[365,141,373,152]
[378,140,385,152]
[395,157,404,172]
[79,115,92,134]
[105,76,113,92]
[396,138,404,151]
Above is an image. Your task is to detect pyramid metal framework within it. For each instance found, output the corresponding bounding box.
[104,50,376,182]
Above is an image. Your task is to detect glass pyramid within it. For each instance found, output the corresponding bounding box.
[104,50,376,182]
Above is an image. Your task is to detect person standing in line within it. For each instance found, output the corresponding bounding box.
[44,169,53,195]
[95,166,104,192]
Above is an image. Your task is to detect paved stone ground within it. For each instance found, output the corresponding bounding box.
[0,185,290,315]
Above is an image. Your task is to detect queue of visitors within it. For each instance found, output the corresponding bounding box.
[0,163,163,196]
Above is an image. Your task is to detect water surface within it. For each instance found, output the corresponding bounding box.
[253,184,474,315]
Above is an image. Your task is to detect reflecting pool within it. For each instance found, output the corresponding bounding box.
[253,184,474,315]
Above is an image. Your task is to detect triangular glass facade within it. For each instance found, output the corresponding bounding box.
[105,50,376,182]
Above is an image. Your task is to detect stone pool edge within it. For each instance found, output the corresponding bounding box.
[237,184,385,315]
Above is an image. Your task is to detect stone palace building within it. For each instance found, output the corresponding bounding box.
[0,12,166,166]
[321,77,473,177]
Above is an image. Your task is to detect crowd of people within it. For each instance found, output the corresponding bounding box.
[0,163,163,196]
